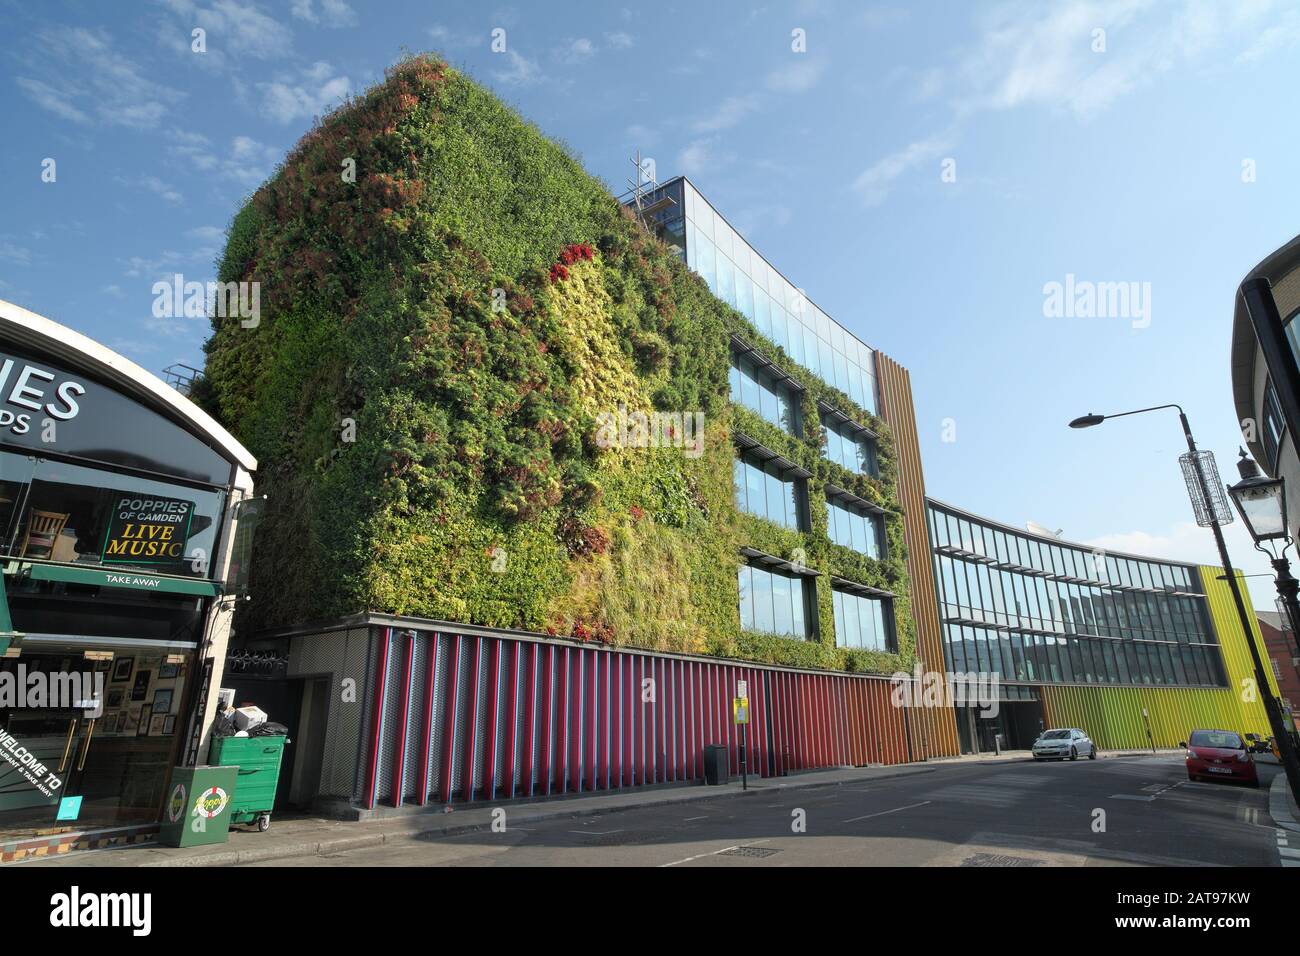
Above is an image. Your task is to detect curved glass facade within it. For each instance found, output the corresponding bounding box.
[927,500,1227,689]
[636,177,878,415]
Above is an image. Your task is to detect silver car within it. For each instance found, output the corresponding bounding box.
[1032,727,1097,761]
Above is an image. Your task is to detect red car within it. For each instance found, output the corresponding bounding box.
[1182,729,1260,787]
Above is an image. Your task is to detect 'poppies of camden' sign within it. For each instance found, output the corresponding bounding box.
[100,495,195,571]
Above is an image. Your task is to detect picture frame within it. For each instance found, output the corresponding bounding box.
[162,715,176,735]
[111,657,134,683]
[150,688,173,714]
[136,705,151,737]
[159,661,179,680]
[149,714,166,736]
[125,704,142,733]
[130,670,151,701]
[103,713,119,734]
[106,688,124,709]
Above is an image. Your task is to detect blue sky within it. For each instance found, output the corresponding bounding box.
[2,0,1299,607]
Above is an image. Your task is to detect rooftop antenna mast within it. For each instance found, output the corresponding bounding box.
[625,148,675,233]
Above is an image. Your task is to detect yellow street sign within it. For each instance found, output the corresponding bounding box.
[733,696,749,725]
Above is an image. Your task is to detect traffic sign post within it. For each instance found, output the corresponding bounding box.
[733,688,750,791]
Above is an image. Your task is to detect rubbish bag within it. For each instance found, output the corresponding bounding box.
[252,721,289,737]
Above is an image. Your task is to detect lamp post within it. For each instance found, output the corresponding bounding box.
[1069,405,1300,807]
[1228,449,1300,662]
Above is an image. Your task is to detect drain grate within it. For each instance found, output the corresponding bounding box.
[719,845,781,859]
[960,852,1043,867]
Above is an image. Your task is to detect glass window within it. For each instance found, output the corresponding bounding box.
[730,354,799,436]
[833,588,894,652]
[1,450,225,579]
[734,453,806,531]
[739,564,811,639]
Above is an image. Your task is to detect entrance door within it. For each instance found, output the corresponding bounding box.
[0,648,188,840]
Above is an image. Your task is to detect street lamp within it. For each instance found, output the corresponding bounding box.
[1228,450,1300,660]
[1070,404,1300,808]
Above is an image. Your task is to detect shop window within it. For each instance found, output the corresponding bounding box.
[0,450,225,578]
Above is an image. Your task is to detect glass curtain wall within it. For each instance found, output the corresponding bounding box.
[928,501,1226,688]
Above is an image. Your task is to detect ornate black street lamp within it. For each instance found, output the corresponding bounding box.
[1228,451,1300,661]
[1070,406,1300,806]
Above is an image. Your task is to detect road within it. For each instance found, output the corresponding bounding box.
[243,753,1285,867]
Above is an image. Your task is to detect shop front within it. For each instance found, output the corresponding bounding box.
[0,299,255,856]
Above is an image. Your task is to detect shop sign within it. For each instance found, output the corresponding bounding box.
[0,345,233,485]
[0,353,84,436]
[100,494,194,571]
[0,727,63,797]
[194,785,229,819]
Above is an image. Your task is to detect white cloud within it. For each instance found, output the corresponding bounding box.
[160,0,294,61]
[258,63,351,123]
[765,58,826,93]
[678,139,733,178]
[0,242,33,266]
[15,78,90,124]
[851,135,953,206]
[493,49,541,86]
[18,28,184,129]
[169,129,282,183]
[562,37,595,62]
[291,0,356,27]
[134,175,185,204]
[605,31,634,49]
[691,94,761,134]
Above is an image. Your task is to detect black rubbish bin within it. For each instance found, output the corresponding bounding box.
[703,744,729,785]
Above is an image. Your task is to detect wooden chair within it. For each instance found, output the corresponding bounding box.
[19,510,70,560]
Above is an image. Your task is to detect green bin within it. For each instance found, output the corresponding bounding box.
[209,735,287,832]
[159,765,239,848]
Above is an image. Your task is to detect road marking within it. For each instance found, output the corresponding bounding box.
[1279,847,1300,859]
[842,800,931,823]
[568,829,622,836]
[683,816,709,822]
[1109,794,1156,802]
[660,839,772,868]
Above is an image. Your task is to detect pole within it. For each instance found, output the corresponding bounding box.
[740,721,748,791]
[1180,412,1300,806]
[1271,556,1300,660]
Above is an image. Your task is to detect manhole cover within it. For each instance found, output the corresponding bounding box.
[960,853,1043,867]
[718,846,781,858]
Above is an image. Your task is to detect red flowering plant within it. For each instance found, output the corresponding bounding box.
[547,243,594,283]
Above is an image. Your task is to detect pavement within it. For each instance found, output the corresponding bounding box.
[16,747,1250,868]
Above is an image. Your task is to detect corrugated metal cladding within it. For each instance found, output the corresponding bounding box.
[354,628,948,809]
[1038,566,1278,748]
[874,351,961,757]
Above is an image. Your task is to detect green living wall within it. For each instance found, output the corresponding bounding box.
[199,54,914,674]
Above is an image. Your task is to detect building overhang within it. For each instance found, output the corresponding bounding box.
[739,547,820,577]
[0,298,257,474]
[730,333,805,395]
[734,433,813,479]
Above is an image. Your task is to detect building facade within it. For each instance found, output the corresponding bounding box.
[1256,610,1300,713]
[0,299,256,860]
[1230,233,1300,539]
[928,498,1277,752]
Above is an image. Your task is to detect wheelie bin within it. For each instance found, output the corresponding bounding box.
[208,734,288,832]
